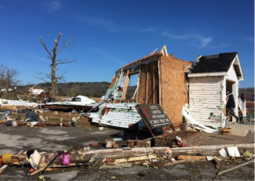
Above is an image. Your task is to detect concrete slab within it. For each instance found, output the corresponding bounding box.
[230,124,254,137]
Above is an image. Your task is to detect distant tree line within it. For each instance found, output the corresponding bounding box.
[239,87,254,101]
[16,82,111,98]
[10,83,255,100]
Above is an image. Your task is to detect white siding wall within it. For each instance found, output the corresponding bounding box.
[226,66,238,81]
[224,66,239,121]
[189,76,224,127]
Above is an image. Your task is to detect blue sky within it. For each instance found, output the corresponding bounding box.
[0,0,254,88]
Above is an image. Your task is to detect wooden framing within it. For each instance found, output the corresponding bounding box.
[106,49,191,129]
[153,61,159,104]
[158,57,162,105]
[146,62,153,104]
[121,70,130,100]
[137,64,148,104]
[128,70,139,76]
[109,74,118,88]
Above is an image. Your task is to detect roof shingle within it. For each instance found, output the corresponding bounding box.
[190,52,237,73]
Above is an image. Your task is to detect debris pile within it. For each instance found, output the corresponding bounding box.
[0,46,253,179]
[0,143,253,176]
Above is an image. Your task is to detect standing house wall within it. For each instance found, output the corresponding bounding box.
[159,55,192,129]
[106,53,192,130]
[189,76,223,127]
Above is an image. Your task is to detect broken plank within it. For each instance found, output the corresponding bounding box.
[177,155,206,161]
[0,165,8,174]
[128,155,156,162]
[113,158,128,164]
[218,159,255,175]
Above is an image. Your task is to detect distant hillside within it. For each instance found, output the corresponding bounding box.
[16,82,111,97]
[239,87,254,101]
[15,82,254,100]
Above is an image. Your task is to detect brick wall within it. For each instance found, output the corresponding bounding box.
[154,131,202,147]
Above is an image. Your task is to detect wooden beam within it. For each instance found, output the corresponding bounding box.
[121,70,130,100]
[170,143,254,157]
[218,159,255,175]
[128,70,139,76]
[109,74,118,89]
[137,64,148,104]
[146,62,153,104]
[152,61,159,104]
[158,57,162,105]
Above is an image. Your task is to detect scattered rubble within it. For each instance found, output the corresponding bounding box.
[0,46,253,179]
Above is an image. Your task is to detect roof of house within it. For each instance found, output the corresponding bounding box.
[115,52,163,73]
[190,52,238,73]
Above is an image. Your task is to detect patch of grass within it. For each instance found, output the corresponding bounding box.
[249,110,254,116]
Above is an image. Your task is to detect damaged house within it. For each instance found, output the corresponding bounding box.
[90,46,192,131]
[188,52,244,127]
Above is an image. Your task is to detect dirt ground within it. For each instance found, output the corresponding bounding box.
[0,124,254,180]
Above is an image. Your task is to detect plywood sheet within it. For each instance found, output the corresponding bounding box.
[160,55,192,129]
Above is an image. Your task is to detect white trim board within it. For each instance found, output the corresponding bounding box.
[188,72,228,77]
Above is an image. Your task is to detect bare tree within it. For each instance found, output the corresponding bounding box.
[5,69,9,94]
[0,64,21,89]
[36,33,77,98]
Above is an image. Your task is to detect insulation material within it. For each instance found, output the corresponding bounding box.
[117,76,127,88]
[90,103,145,129]
[93,111,142,128]
[160,55,192,128]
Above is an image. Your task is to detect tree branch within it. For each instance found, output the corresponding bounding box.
[56,71,67,80]
[56,58,69,62]
[56,59,77,65]
[57,35,73,54]
[40,37,53,59]
[33,76,49,83]
[52,33,63,65]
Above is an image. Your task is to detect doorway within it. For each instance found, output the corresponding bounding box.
[226,79,237,122]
